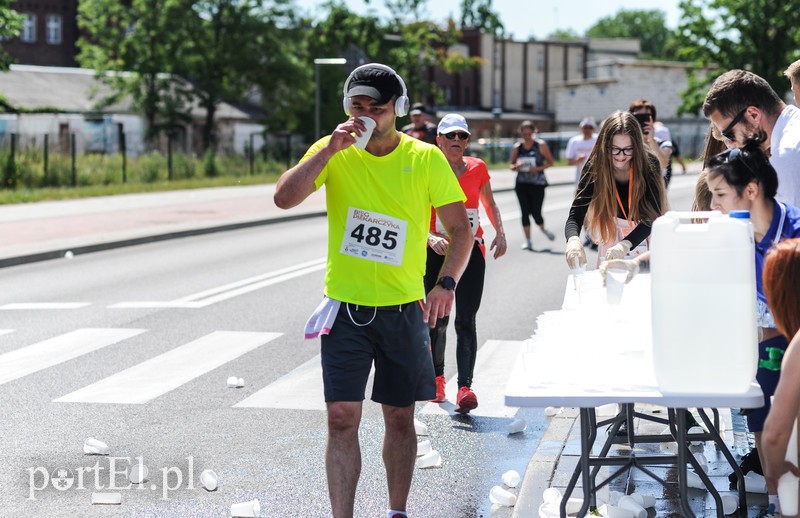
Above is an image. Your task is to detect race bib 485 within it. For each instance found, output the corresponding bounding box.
[340,207,408,266]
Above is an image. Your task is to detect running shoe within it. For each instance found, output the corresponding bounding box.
[521,242,533,251]
[431,375,446,403]
[542,228,556,241]
[455,386,478,414]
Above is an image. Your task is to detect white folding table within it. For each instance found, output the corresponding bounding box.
[504,273,764,517]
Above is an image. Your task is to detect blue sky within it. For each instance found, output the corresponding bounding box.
[294,0,683,40]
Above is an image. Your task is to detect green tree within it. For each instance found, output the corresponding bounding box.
[548,28,581,40]
[77,0,194,144]
[673,0,800,114]
[180,0,306,150]
[586,8,673,59]
[459,0,504,36]
[0,1,23,69]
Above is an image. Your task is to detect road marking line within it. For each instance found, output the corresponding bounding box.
[0,329,14,337]
[111,258,326,309]
[0,328,145,386]
[0,302,91,310]
[419,339,524,418]
[55,331,281,404]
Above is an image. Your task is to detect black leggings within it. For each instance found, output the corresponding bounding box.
[514,183,546,227]
[423,241,486,387]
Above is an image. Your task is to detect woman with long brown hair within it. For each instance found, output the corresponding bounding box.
[565,111,666,269]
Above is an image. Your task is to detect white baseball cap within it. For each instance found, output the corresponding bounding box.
[579,117,597,128]
[437,113,471,135]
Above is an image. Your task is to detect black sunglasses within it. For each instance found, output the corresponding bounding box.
[720,107,748,141]
[443,132,469,140]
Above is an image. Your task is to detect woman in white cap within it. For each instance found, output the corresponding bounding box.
[424,113,507,413]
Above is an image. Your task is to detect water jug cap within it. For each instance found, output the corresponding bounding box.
[729,210,751,220]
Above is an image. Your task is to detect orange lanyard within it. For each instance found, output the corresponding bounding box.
[614,165,633,223]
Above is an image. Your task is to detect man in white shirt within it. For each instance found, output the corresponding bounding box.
[704,69,800,207]
[565,117,597,185]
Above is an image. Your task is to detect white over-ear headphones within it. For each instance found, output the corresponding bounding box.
[342,63,409,118]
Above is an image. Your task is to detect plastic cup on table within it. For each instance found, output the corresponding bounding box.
[605,267,628,304]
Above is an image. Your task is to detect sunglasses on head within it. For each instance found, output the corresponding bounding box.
[443,132,469,140]
[720,107,748,141]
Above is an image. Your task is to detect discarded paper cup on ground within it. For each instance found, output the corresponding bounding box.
[596,403,619,417]
[617,495,646,518]
[692,451,708,473]
[416,439,431,457]
[415,449,441,469]
[353,116,376,149]
[230,498,260,517]
[84,437,109,455]
[414,418,428,436]
[227,376,244,388]
[501,470,521,488]
[200,469,218,491]
[606,267,628,305]
[688,425,705,446]
[507,418,527,434]
[720,494,738,514]
[91,492,121,505]
[744,472,767,493]
[542,487,561,504]
[489,485,516,507]
[629,492,655,508]
[544,406,560,417]
[129,463,148,484]
[686,470,705,489]
[598,504,636,518]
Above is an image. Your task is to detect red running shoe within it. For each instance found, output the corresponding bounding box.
[431,375,446,403]
[455,386,478,414]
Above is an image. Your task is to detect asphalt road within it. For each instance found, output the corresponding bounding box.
[0,175,698,517]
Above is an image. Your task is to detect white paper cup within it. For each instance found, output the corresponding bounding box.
[84,437,109,455]
[542,487,561,504]
[129,463,148,484]
[507,418,527,434]
[489,485,517,506]
[688,425,705,446]
[415,449,442,469]
[227,376,244,388]
[544,406,561,417]
[414,418,428,436]
[606,267,627,304]
[692,451,708,473]
[629,492,655,508]
[720,494,739,515]
[416,439,431,457]
[200,469,218,491]
[744,472,767,493]
[686,470,705,489]
[230,498,260,517]
[353,116,376,149]
[91,492,121,505]
[501,470,521,488]
[598,504,636,518]
[617,495,647,518]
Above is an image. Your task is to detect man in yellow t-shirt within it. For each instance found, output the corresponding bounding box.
[274,63,472,518]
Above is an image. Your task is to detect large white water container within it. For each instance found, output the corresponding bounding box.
[650,211,757,394]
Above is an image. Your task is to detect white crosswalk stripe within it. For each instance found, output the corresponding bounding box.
[0,302,90,310]
[419,339,525,418]
[0,328,145,386]
[110,259,326,309]
[55,331,281,404]
[0,329,14,337]
[236,340,523,415]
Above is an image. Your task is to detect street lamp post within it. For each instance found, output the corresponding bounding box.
[314,58,347,140]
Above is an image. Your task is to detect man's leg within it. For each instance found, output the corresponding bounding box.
[382,403,416,512]
[327,400,364,518]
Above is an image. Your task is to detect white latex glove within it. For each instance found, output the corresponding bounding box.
[565,236,586,269]
[599,259,640,285]
[605,240,632,261]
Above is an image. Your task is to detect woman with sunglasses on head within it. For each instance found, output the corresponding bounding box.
[509,120,556,250]
[706,137,800,518]
[424,113,507,412]
[565,111,667,271]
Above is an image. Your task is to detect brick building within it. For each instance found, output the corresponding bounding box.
[2,1,80,67]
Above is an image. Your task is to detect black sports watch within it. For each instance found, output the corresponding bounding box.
[437,276,456,291]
